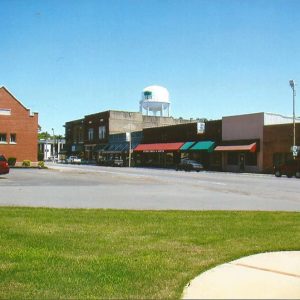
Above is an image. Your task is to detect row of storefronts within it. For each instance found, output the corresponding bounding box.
[66,112,300,173]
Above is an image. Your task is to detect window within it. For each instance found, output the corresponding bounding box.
[245,152,257,166]
[10,133,16,144]
[99,126,106,140]
[144,91,152,100]
[0,133,7,143]
[88,128,94,141]
[227,152,238,165]
[78,128,83,142]
[0,109,11,116]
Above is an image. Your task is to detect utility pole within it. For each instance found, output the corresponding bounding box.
[289,80,297,158]
[52,128,55,161]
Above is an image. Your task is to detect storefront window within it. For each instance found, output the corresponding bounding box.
[210,152,221,166]
[245,152,257,166]
[227,152,238,165]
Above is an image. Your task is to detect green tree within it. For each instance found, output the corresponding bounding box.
[38,131,51,140]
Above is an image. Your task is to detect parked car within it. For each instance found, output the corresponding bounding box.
[111,159,124,167]
[98,158,124,167]
[0,155,9,175]
[176,159,204,172]
[274,159,300,178]
[66,156,81,164]
[107,158,124,167]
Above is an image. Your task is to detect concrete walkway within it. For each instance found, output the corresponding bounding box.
[182,251,300,299]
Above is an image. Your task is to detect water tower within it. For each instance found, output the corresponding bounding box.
[139,85,170,117]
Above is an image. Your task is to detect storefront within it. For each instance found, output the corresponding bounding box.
[97,132,142,166]
[215,141,259,172]
[133,142,184,168]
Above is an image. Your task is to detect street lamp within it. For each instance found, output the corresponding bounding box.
[52,128,55,160]
[289,80,296,156]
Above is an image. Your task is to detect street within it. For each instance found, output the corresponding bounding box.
[0,163,299,211]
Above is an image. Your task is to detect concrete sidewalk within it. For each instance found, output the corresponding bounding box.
[182,251,300,299]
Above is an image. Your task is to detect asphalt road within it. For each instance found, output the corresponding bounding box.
[0,163,299,211]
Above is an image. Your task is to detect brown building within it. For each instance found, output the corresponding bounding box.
[264,122,300,171]
[65,110,192,160]
[134,120,222,169]
[134,113,300,173]
[0,87,38,164]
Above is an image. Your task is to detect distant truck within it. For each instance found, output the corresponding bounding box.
[66,156,81,164]
[274,159,300,178]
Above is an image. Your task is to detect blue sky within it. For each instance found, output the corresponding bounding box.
[1,0,300,135]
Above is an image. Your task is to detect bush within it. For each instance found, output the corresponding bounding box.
[38,161,45,168]
[8,157,17,166]
[38,151,44,161]
[22,160,31,167]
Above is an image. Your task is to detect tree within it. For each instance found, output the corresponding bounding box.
[38,131,51,140]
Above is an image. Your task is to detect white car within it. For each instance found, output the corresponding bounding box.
[66,156,81,164]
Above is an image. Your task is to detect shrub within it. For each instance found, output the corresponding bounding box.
[8,157,17,166]
[38,151,44,161]
[38,161,45,168]
[22,160,31,167]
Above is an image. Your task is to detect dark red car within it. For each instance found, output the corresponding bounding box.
[0,155,9,175]
[274,159,300,178]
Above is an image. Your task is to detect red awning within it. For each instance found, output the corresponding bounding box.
[214,142,257,152]
[134,142,184,152]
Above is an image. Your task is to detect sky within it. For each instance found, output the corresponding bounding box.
[1,0,300,135]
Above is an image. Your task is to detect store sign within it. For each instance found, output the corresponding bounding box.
[291,145,300,157]
[143,150,164,153]
[197,122,205,134]
[126,132,131,142]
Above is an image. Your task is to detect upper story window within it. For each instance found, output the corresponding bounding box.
[0,133,7,143]
[88,128,94,141]
[10,133,16,144]
[99,126,106,140]
[0,109,11,116]
[78,128,83,142]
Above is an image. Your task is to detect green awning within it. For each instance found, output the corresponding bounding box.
[180,142,195,151]
[190,141,215,152]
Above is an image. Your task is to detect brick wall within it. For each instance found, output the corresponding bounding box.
[0,87,38,163]
[263,123,300,171]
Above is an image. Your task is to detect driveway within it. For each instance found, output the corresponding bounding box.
[0,164,299,211]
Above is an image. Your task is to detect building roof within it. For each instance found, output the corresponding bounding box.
[0,86,38,116]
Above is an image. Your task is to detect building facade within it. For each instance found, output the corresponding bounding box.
[217,113,300,173]
[0,87,38,164]
[134,120,222,169]
[65,110,191,161]
[38,138,66,161]
[133,113,300,173]
[65,107,299,173]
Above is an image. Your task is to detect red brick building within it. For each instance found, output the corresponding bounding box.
[0,87,38,164]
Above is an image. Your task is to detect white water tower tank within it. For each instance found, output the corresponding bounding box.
[139,85,170,117]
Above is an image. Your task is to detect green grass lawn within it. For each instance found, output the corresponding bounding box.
[0,208,299,299]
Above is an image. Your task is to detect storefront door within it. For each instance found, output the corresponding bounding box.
[239,153,245,172]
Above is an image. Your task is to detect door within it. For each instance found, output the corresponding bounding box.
[239,153,245,172]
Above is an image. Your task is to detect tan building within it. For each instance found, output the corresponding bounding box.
[0,87,38,164]
[217,112,300,173]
